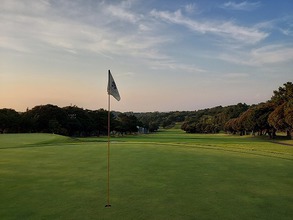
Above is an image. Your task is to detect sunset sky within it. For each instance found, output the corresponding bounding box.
[1,0,292,112]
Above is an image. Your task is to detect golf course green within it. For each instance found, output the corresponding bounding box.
[0,129,292,220]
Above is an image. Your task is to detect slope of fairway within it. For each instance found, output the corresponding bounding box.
[0,130,292,220]
[0,133,73,149]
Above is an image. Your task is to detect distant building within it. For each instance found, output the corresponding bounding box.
[137,126,149,134]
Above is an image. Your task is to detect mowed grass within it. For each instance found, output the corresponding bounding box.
[0,133,72,149]
[0,130,292,220]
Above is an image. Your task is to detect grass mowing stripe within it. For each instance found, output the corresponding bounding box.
[0,133,75,149]
[2,139,292,160]
[110,141,293,160]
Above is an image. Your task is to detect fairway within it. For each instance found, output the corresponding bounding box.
[0,130,292,220]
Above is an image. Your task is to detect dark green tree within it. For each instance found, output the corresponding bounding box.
[25,104,67,134]
[116,113,141,134]
[269,82,293,138]
[0,108,20,133]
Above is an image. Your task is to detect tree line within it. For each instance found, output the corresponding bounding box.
[0,82,292,138]
[181,82,292,139]
[0,105,141,136]
[181,103,249,134]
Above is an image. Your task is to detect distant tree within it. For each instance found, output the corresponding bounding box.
[182,104,248,133]
[268,82,293,138]
[225,102,275,137]
[223,103,249,119]
[181,121,190,133]
[268,103,287,130]
[135,112,161,131]
[63,106,93,136]
[162,117,174,128]
[237,108,256,135]
[25,104,67,134]
[115,113,141,134]
[89,109,108,136]
[148,121,159,132]
[271,82,293,105]
[224,118,238,134]
[249,103,275,137]
[231,117,242,135]
[48,119,62,134]
[0,108,20,133]
[284,101,293,138]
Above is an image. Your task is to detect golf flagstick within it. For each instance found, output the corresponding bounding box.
[105,70,120,208]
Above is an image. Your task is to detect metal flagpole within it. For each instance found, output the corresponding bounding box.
[105,93,111,208]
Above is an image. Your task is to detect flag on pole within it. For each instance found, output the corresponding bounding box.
[107,70,121,101]
[105,70,120,208]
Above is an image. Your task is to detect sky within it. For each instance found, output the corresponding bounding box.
[0,0,292,112]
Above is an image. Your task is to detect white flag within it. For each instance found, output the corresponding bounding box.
[107,70,121,101]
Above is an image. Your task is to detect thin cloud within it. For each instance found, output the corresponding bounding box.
[1,0,50,14]
[105,4,141,24]
[279,16,293,36]
[150,60,206,74]
[0,36,31,53]
[280,28,293,36]
[251,44,293,64]
[220,44,293,66]
[184,3,197,14]
[254,16,293,37]
[150,9,268,44]
[221,1,261,11]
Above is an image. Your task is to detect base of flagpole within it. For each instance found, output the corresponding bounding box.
[105,204,111,208]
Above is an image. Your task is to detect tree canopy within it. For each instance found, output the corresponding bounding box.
[223,82,293,139]
[0,105,141,136]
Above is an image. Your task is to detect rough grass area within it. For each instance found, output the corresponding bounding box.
[0,130,292,220]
